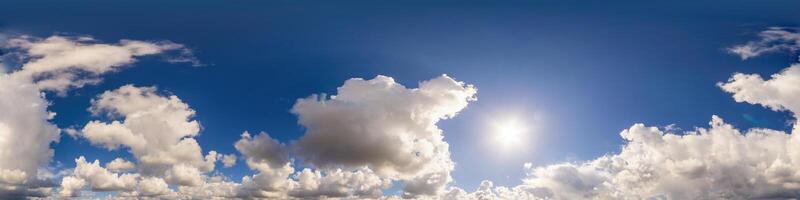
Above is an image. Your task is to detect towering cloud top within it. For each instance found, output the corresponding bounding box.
[292,75,476,196]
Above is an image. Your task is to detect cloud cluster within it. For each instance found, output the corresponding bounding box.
[79,85,217,184]
[78,74,476,199]
[7,27,800,200]
[0,74,58,191]
[292,75,477,196]
[225,131,393,199]
[59,85,224,197]
[0,35,193,197]
[455,117,800,199]
[443,27,800,200]
[56,78,446,199]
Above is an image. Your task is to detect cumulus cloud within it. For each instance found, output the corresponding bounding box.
[221,154,237,168]
[719,64,800,115]
[62,86,393,199]
[0,75,57,188]
[292,75,476,196]
[441,27,800,200]
[234,131,289,170]
[65,156,139,193]
[137,176,172,197]
[176,176,241,199]
[444,115,800,199]
[59,157,176,198]
[77,85,218,187]
[58,176,85,197]
[160,75,477,199]
[1,33,477,199]
[162,131,393,199]
[729,27,800,60]
[105,158,136,173]
[0,34,189,198]
[13,27,800,199]
[290,168,391,198]
[63,85,401,199]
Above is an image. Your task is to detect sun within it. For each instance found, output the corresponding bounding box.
[493,119,527,147]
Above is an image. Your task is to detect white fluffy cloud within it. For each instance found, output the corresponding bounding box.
[234,131,289,169]
[169,131,393,199]
[441,27,800,200]
[77,85,218,187]
[292,75,476,196]
[445,116,800,199]
[290,168,391,198]
[720,64,800,115]
[59,157,174,198]
[66,156,139,193]
[0,75,58,188]
[62,84,403,199]
[729,27,800,60]
[11,27,800,199]
[221,154,237,168]
[0,34,191,198]
[106,158,136,173]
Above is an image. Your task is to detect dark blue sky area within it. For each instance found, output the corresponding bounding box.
[2,0,799,191]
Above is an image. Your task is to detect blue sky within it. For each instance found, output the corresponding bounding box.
[2,0,800,199]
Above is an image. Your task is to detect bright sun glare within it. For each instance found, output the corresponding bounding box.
[493,119,527,147]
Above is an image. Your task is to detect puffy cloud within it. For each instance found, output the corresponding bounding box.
[186,75,476,198]
[105,158,136,172]
[719,64,800,115]
[137,176,171,197]
[229,163,392,199]
[292,75,476,196]
[59,156,137,197]
[232,132,296,196]
[177,131,391,199]
[234,131,288,169]
[0,169,27,185]
[290,168,391,198]
[60,157,177,198]
[81,120,146,151]
[77,85,217,186]
[0,74,59,189]
[728,27,800,60]
[70,156,138,192]
[58,176,85,197]
[446,48,800,199]
[176,176,242,199]
[165,164,205,187]
[442,180,536,200]
[236,162,295,198]
[221,154,237,168]
[0,34,194,198]
[1,33,476,198]
[19,26,800,199]
[439,28,800,200]
[444,116,800,199]
[119,75,473,199]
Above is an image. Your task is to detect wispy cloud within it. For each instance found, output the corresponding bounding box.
[729,27,800,60]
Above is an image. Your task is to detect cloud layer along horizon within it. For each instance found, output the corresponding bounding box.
[2,28,800,199]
